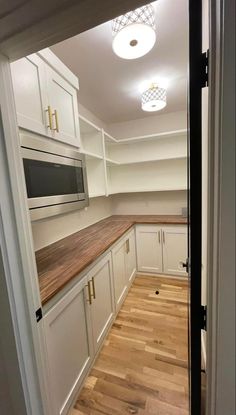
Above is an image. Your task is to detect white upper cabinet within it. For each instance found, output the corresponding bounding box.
[136,225,163,274]
[162,226,188,276]
[46,67,80,146]
[11,49,80,148]
[87,253,115,354]
[11,54,48,137]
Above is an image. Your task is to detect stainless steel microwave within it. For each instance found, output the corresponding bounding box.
[21,136,89,221]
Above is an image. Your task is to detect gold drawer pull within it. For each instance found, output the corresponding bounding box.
[86,282,92,305]
[46,105,53,130]
[91,277,96,300]
[126,239,130,254]
[52,109,59,132]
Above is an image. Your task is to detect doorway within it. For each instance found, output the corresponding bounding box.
[0,0,212,415]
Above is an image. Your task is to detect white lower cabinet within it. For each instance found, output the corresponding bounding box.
[162,226,188,276]
[125,229,137,285]
[136,224,187,276]
[136,225,163,273]
[87,253,115,353]
[43,275,93,415]
[43,232,137,414]
[112,238,128,311]
[112,229,137,311]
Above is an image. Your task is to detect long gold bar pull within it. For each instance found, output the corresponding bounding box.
[86,282,92,305]
[91,277,96,300]
[126,239,130,254]
[52,109,59,132]
[46,105,53,130]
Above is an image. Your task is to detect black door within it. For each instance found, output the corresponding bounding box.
[188,0,206,414]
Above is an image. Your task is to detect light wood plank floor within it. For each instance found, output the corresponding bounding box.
[71,275,189,415]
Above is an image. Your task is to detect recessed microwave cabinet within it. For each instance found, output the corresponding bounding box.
[11,49,80,148]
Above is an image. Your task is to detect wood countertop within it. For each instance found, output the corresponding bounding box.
[36,215,187,305]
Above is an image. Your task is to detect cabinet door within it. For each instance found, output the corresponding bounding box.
[43,276,93,415]
[46,67,80,147]
[125,229,137,285]
[162,226,188,276]
[11,54,48,136]
[88,253,115,354]
[136,225,163,273]
[112,239,128,311]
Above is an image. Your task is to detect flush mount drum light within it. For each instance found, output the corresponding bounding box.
[142,84,167,112]
[112,4,156,59]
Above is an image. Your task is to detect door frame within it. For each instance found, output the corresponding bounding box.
[206,0,235,414]
[0,1,234,414]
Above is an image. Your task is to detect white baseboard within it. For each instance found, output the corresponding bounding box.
[136,272,187,281]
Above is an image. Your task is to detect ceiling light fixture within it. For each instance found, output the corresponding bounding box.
[141,83,167,112]
[112,3,156,60]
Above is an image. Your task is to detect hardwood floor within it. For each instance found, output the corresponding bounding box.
[71,275,189,415]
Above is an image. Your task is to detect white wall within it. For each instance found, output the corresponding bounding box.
[78,102,108,130]
[111,191,187,215]
[108,110,187,138]
[32,196,112,250]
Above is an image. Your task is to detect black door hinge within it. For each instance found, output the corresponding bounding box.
[36,307,43,323]
[200,50,209,88]
[182,258,190,273]
[200,305,207,331]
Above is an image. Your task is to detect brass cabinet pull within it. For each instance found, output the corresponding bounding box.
[52,109,59,132]
[91,277,96,300]
[46,105,53,130]
[163,231,165,244]
[86,282,92,305]
[126,239,130,254]
[158,231,161,244]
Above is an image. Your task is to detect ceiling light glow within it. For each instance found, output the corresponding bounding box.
[142,84,167,112]
[112,4,156,60]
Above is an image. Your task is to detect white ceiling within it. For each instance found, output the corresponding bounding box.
[51,0,188,124]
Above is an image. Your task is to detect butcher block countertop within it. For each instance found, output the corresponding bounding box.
[36,215,187,305]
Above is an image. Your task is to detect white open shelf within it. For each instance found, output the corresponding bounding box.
[78,114,188,198]
[82,150,103,160]
[79,115,103,158]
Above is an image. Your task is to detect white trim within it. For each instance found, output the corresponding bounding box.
[37,48,79,89]
[0,53,52,414]
[79,114,102,132]
[201,331,207,370]
[207,0,235,414]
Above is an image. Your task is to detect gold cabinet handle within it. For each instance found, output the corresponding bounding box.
[126,239,130,254]
[163,231,165,244]
[52,109,59,132]
[86,282,92,305]
[46,105,53,130]
[158,231,161,244]
[91,277,96,300]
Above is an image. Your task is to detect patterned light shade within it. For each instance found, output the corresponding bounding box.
[112,4,156,59]
[142,85,167,112]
